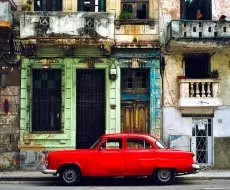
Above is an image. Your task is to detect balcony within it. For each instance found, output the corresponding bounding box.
[178,79,222,109]
[166,20,230,52]
[20,12,114,45]
[114,19,159,47]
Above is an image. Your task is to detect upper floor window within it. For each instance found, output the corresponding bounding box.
[34,0,62,11]
[180,0,211,20]
[121,69,149,91]
[78,0,106,12]
[121,0,148,19]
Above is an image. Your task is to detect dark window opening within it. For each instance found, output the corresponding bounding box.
[136,3,147,19]
[123,4,133,14]
[78,0,106,12]
[184,54,210,79]
[34,0,62,11]
[32,69,61,132]
[121,69,149,91]
[121,1,148,19]
[181,0,212,20]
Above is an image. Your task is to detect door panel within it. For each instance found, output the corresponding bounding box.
[76,69,105,148]
[94,150,126,176]
[121,101,149,133]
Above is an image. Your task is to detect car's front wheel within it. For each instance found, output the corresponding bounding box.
[155,168,175,185]
[59,166,81,186]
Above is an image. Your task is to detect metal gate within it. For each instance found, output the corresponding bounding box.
[32,69,61,132]
[76,69,105,148]
[191,118,212,164]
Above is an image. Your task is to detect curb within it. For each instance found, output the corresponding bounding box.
[0,176,230,182]
[0,177,59,182]
[178,176,230,180]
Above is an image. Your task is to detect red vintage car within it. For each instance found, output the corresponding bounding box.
[42,133,199,185]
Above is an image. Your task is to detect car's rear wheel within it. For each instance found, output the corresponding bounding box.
[155,168,175,185]
[59,166,81,186]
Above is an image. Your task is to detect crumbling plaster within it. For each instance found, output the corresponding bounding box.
[159,0,230,43]
[20,12,114,39]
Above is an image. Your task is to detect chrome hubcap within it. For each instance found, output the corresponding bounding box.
[158,169,171,182]
[63,169,77,183]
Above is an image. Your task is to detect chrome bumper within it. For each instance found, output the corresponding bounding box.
[192,164,200,169]
[42,169,57,174]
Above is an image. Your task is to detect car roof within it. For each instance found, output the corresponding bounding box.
[101,133,157,140]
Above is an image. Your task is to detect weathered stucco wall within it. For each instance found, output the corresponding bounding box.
[214,137,230,169]
[212,50,230,105]
[0,86,20,170]
[20,12,114,39]
[163,107,192,145]
[213,107,230,137]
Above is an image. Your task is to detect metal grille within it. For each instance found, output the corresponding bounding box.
[32,69,61,132]
[192,118,212,164]
[121,69,149,90]
[76,69,105,148]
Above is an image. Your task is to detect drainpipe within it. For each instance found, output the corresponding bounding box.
[160,55,165,142]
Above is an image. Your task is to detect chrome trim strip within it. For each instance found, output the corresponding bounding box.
[192,164,200,169]
[42,169,57,174]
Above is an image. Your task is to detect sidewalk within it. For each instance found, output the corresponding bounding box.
[0,170,230,181]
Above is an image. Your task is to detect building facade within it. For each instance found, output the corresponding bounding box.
[18,0,161,170]
[160,0,230,169]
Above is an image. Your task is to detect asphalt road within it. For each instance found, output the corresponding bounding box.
[0,179,230,190]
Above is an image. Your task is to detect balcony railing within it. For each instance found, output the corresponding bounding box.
[167,20,230,44]
[20,12,114,39]
[178,79,222,107]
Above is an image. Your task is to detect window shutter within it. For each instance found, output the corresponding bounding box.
[78,0,84,11]
[99,0,106,12]
[54,0,62,11]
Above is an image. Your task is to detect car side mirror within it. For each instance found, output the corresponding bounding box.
[98,147,103,151]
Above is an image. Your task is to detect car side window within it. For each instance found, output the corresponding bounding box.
[126,138,152,149]
[101,138,122,149]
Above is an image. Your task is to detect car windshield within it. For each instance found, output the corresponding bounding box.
[90,138,101,149]
[156,140,167,149]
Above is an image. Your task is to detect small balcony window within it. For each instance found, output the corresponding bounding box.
[78,0,106,12]
[121,0,148,19]
[34,0,62,11]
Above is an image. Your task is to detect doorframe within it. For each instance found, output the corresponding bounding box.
[119,60,161,135]
[73,62,111,148]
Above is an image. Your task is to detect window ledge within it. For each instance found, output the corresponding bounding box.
[115,19,156,29]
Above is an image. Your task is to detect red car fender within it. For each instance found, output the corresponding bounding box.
[57,162,82,174]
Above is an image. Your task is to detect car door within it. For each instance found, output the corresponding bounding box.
[124,138,156,176]
[93,138,126,176]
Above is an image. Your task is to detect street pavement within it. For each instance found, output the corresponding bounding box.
[1,170,230,181]
[1,179,230,190]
